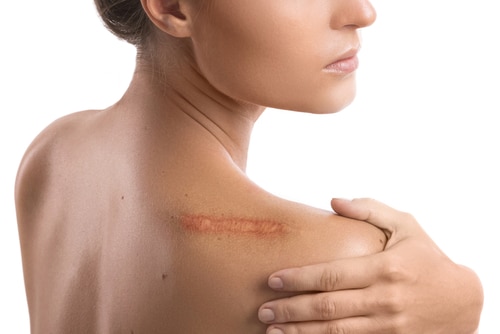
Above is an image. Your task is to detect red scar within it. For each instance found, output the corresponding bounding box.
[180,215,290,237]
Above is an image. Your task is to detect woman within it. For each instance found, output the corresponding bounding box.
[15,0,482,333]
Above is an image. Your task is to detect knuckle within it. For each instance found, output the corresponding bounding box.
[381,314,409,334]
[377,290,405,313]
[373,284,407,314]
[382,256,411,283]
[392,314,410,334]
[364,197,376,204]
[400,211,417,224]
[319,268,340,291]
[370,316,404,334]
[325,322,347,334]
[278,302,295,322]
[315,294,337,320]
[385,265,405,283]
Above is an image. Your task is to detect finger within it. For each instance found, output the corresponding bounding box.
[331,198,419,237]
[267,255,383,292]
[265,316,391,334]
[258,290,373,324]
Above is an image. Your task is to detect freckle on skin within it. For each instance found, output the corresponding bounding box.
[162,273,168,280]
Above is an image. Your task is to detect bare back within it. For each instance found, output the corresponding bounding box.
[16,108,386,333]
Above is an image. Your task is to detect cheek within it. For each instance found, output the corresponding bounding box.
[191,6,357,114]
[191,12,293,104]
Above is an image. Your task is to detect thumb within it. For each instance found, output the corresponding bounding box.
[331,198,420,239]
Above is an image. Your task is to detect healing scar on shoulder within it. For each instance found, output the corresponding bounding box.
[179,215,290,237]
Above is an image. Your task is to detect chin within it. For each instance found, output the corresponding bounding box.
[267,95,355,115]
[306,104,352,115]
[321,86,357,114]
[298,78,357,114]
[249,79,357,115]
[301,92,357,114]
[280,101,352,115]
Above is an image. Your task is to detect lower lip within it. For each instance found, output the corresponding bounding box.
[323,55,359,74]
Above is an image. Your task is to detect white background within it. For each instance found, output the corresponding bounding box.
[1,1,498,332]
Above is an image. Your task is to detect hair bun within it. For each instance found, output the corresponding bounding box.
[94,0,151,46]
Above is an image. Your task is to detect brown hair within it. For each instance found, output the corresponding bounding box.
[94,0,152,47]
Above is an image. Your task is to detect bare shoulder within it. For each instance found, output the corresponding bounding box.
[15,110,100,223]
[170,160,387,259]
[178,170,387,262]
[162,180,387,333]
[265,196,387,259]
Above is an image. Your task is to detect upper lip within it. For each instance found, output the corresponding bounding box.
[329,46,360,65]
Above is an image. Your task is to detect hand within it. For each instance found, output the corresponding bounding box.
[258,198,483,334]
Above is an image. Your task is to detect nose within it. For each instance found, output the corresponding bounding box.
[330,0,377,29]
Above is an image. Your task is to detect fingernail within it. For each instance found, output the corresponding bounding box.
[268,328,284,334]
[258,308,275,322]
[332,197,352,202]
[268,277,283,289]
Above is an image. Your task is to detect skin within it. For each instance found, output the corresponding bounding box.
[186,0,372,114]
[16,0,386,332]
[15,0,483,333]
[260,199,484,334]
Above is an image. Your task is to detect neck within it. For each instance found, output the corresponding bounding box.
[117,56,265,172]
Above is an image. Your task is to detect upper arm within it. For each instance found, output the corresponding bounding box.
[14,126,58,298]
[15,134,52,227]
[15,112,86,224]
[15,114,74,228]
